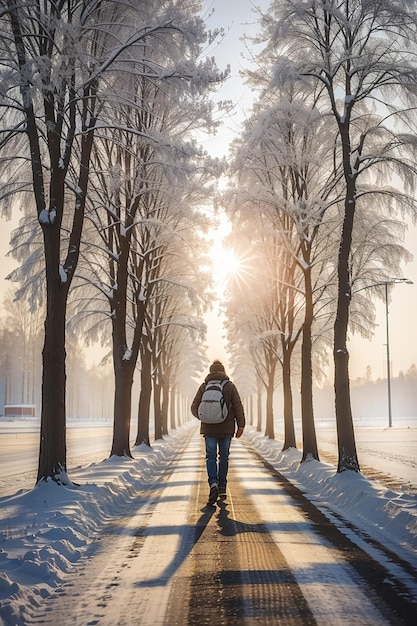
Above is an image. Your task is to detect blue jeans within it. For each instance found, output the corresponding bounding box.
[204,436,232,486]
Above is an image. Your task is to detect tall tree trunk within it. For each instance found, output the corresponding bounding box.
[37,279,68,483]
[334,216,359,471]
[170,387,176,430]
[38,98,93,481]
[282,349,296,450]
[334,124,360,472]
[256,377,262,432]
[264,367,275,439]
[301,264,319,462]
[176,392,182,426]
[154,379,163,440]
[249,394,253,427]
[135,346,152,446]
[36,131,89,481]
[21,335,26,403]
[161,382,169,436]
[108,235,144,456]
[111,359,134,457]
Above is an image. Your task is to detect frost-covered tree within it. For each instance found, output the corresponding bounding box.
[260,0,417,471]
[1,0,107,482]
[0,0,224,482]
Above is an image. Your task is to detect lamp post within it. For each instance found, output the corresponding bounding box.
[354,278,413,427]
[381,278,413,427]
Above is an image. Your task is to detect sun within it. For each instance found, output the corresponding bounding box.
[210,243,252,289]
[213,247,241,278]
[206,215,252,288]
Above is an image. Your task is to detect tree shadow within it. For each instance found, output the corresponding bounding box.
[135,504,216,587]
[215,497,267,537]
[134,496,302,588]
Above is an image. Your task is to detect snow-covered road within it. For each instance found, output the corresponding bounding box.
[22,428,416,625]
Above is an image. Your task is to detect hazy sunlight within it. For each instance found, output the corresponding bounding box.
[212,246,242,279]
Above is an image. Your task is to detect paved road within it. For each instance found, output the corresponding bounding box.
[30,429,416,625]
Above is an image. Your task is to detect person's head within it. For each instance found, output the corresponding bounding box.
[209,360,226,373]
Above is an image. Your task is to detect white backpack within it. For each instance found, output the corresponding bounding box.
[198,380,229,424]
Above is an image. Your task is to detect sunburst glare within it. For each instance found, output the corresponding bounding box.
[213,247,240,278]
[209,241,252,290]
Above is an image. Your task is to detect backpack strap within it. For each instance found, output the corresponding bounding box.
[206,379,228,390]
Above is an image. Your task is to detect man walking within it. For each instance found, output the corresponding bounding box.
[191,360,245,505]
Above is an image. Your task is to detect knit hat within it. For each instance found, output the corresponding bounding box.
[209,360,225,373]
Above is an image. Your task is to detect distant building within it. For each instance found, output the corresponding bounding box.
[3,404,36,418]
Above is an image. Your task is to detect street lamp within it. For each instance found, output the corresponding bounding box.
[354,277,413,427]
[382,278,413,427]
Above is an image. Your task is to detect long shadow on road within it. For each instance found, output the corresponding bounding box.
[134,504,216,587]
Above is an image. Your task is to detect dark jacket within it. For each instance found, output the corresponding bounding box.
[191,370,245,438]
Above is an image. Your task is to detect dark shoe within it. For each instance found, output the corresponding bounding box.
[208,483,219,504]
[218,485,227,497]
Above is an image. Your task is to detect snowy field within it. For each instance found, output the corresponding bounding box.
[288,415,417,490]
[0,420,114,499]
[0,418,416,625]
